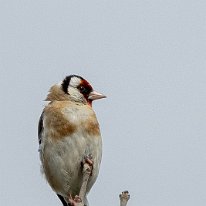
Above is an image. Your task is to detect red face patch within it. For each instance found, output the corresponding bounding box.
[78,80,93,105]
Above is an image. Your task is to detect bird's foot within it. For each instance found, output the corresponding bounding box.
[82,154,93,176]
[68,195,83,206]
[119,191,130,206]
[78,154,93,203]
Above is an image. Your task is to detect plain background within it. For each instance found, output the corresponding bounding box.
[1,1,206,206]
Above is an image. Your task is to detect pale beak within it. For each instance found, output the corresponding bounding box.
[88,90,106,101]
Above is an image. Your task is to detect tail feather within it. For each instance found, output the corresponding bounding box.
[57,194,68,206]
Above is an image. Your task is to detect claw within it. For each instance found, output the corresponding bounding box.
[82,154,93,176]
[83,154,93,166]
[68,194,82,206]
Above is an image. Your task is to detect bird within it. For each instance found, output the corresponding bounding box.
[38,75,106,206]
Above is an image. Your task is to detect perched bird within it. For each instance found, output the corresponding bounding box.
[38,75,106,206]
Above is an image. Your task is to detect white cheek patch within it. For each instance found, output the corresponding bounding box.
[67,86,85,102]
[67,86,77,96]
[69,77,81,88]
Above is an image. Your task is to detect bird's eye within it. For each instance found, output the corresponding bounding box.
[79,86,89,95]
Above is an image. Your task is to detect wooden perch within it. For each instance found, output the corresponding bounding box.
[68,156,93,206]
[68,155,130,206]
[119,191,130,206]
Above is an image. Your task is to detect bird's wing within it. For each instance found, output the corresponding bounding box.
[38,112,44,145]
[38,114,69,206]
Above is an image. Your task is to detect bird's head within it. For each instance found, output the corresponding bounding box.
[46,75,106,106]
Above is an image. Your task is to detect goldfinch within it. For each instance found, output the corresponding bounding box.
[38,75,106,206]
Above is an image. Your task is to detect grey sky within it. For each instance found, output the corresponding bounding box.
[1,0,206,206]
